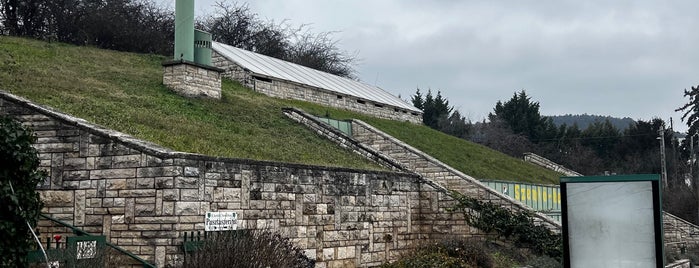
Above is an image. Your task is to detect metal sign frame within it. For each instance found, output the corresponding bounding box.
[561,174,663,268]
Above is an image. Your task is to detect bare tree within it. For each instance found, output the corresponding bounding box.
[200,1,357,78]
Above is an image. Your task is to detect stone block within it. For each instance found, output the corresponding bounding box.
[214,187,241,201]
[136,197,156,204]
[112,215,125,224]
[63,158,86,170]
[85,215,103,226]
[323,248,335,261]
[184,166,200,177]
[162,189,179,201]
[175,202,200,215]
[112,154,142,168]
[162,202,175,215]
[175,177,198,188]
[205,172,221,180]
[40,191,73,206]
[179,215,202,223]
[137,177,155,188]
[120,189,156,198]
[90,169,136,179]
[155,177,174,188]
[137,166,182,177]
[181,189,200,201]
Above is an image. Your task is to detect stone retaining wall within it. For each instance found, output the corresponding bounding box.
[664,212,699,260]
[1,91,480,268]
[212,51,422,124]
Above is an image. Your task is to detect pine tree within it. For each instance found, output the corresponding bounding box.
[676,85,699,135]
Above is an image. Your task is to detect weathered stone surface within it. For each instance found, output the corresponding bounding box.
[105,179,127,190]
[40,191,73,206]
[180,189,199,201]
[120,189,156,198]
[163,63,222,99]
[184,166,199,177]
[135,204,156,216]
[175,202,200,215]
[90,169,136,179]
[175,177,198,188]
[155,177,174,188]
[137,166,182,177]
[112,154,142,168]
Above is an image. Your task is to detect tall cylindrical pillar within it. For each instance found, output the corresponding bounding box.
[174,0,194,61]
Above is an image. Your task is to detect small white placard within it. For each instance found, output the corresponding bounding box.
[205,211,237,231]
[76,240,97,259]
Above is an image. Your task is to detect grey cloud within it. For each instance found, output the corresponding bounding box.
[194,0,699,131]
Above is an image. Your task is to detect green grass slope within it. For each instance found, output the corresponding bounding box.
[0,36,561,183]
[289,103,562,184]
[0,36,379,170]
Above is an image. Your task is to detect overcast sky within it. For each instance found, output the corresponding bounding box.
[182,0,698,132]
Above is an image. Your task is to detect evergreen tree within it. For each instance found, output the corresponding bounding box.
[677,85,699,135]
[489,90,556,142]
[580,119,620,160]
[411,88,424,110]
[410,88,471,137]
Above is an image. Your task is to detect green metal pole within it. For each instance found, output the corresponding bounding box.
[174,0,194,61]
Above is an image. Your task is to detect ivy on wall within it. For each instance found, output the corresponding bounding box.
[449,191,563,260]
[0,116,47,267]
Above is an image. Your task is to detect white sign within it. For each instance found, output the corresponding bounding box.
[566,181,657,268]
[205,211,237,231]
[76,240,97,259]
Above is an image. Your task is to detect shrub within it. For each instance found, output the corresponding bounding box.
[449,192,562,259]
[380,245,469,268]
[182,229,314,268]
[524,255,562,268]
[0,116,46,267]
[381,238,500,268]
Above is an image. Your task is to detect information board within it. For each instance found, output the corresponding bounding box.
[205,211,238,231]
[561,175,662,268]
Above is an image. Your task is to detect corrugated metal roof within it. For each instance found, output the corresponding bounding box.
[212,42,421,113]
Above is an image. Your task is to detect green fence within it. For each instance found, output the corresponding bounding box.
[28,214,156,268]
[314,116,352,137]
[480,180,561,222]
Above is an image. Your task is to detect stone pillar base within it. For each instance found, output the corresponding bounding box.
[162,60,223,99]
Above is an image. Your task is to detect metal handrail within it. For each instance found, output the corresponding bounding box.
[40,214,156,268]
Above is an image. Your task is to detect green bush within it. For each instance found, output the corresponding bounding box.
[0,116,46,267]
[450,192,562,259]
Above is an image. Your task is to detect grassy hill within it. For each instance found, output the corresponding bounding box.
[0,36,561,184]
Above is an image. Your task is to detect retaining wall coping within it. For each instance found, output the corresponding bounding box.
[161,59,224,73]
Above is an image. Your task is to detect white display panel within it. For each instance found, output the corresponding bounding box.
[566,181,656,268]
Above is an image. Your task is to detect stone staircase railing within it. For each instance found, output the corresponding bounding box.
[283,108,561,231]
[350,120,561,230]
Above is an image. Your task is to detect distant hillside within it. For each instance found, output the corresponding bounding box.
[549,114,636,130]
